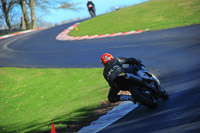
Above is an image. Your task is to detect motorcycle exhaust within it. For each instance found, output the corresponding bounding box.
[125,73,143,84]
[124,73,159,97]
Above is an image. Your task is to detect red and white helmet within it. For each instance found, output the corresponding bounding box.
[101,53,114,66]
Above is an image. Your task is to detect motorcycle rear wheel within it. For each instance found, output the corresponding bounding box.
[130,87,158,108]
[89,10,95,17]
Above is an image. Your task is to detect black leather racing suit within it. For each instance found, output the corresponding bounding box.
[87,1,96,17]
[103,57,142,102]
[87,1,95,9]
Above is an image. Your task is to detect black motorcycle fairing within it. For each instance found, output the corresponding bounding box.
[114,75,133,90]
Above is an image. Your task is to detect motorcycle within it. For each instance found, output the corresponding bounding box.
[88,4,96,17]
[113,69,169,108]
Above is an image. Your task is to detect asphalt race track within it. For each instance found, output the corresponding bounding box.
[0,22,200,132]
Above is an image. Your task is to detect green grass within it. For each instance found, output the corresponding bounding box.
[69,0,200,36]
[0,68,108,132]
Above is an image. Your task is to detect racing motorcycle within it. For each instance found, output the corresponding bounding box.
[113,69,169,108]
[88,4,96,17]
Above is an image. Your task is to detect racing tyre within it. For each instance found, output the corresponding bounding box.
[89,10,95,17]
[160,88,169,100]
[130,87,158,108]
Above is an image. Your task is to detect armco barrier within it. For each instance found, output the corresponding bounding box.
[0,28,24,36]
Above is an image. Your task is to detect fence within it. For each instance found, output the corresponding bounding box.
[0,28,24,36]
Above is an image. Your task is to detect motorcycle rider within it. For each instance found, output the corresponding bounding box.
[87,0,96,17]
[101,53,150,103]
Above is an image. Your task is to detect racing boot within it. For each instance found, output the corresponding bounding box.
[120,95,134,102]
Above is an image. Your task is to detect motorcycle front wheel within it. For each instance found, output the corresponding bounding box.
[130,87,158,108]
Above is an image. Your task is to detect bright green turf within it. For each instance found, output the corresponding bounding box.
[0,68,108,132]
[69,0,200,36]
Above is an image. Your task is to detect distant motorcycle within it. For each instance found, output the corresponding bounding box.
[113,68,169,108]
[88,4,96,17]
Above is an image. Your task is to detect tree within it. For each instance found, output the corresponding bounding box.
[0,0,17,29]
[22,0,78,29]
[28,0,37,29]
[33,0,79,27]
[57,1,78,10]
[1,0,80,29]
[34,0,79,12]
[19,0,31,29]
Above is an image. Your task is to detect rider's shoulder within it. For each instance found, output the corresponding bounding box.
[116,56,127,63]
[116,56,127,59]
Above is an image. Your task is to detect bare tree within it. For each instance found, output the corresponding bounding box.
[1,0,81,30]
[34,0,76,10]
[57,1,78,10]
[23,0,79,29]
[0,0,17,29]
[27,0,37,29]
[20,16,25,29]
[19,0,31,29]
[33,0,80,27]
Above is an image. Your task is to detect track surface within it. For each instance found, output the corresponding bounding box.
[0,22,200,132]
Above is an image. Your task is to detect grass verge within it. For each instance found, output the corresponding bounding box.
[0,67,109,132]
[69,0,200,36]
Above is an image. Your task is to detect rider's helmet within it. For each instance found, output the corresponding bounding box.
[101,53,114,66]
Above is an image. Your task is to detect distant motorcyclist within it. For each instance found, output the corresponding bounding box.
[101,53,150,103]
[87,0,96,17]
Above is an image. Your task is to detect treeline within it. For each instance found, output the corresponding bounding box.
[0,0,77,30]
